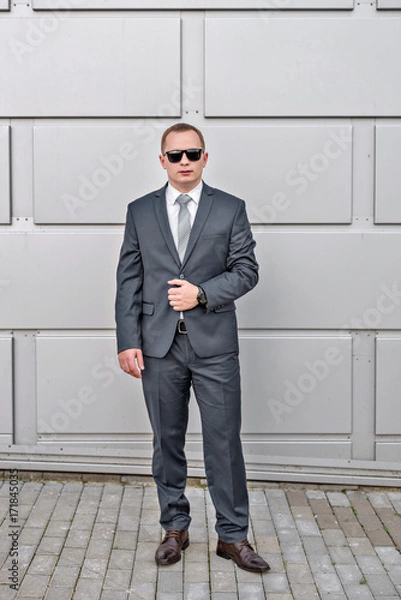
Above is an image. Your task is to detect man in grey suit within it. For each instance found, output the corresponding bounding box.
[115,123,269,572]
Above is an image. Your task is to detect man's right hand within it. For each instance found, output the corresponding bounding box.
[118,348,145,379]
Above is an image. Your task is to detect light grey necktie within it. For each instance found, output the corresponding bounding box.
[177,194,192,262]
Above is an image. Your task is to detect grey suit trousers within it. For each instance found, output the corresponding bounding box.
[141,330,249,544]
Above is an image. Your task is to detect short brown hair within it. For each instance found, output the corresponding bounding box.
[161,123,205,153]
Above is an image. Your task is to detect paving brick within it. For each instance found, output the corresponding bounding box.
[210,570,237,593]
[113,530,137,550]
[302,537,327,556]
[308,553,336,574]
[237,582,264,599]
[280,543,307,564]
[101,591,127,600]
[57,546,86,567]
[335,563,363,586]
[27,554,58,575]
[5,480,401,600]
[103,568,132,589]
[44,587,75,600]
[327,493,350,507]
[17,574,50,596]
[50,565,80,588]
[85,538,113,559]
[314,572,345,594]
[183,582,210,600]
[290,583,320,599]
[322,529,347,547]
[328,545,356,564]
[128,582,156,599]
[73,577,104,599]
[375,545,401,565]
[44,520,70,537]
[386,564,401,585]
[296,520,321,537]
[36,537,65,555]
[184,561,210,583]
[285,563,314,584]
[80,557,108,578]
[184,542,208,563]
[262,573,290,594]
[342,586,374,599]
[348,538,376,556]
[365,573,398,596]
[287,491,309,507]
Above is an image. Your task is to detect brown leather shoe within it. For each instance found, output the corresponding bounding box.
[216,539,270,573]
[155,529,189,565]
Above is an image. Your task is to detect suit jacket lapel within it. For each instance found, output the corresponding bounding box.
[153,184,181,268]
[182,183,214,267]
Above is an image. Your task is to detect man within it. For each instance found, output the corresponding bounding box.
[115,123,269,573]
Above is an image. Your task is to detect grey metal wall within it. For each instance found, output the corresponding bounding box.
[1,0,401,485]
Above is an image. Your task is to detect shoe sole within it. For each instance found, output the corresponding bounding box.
[155,538,190,566]
[216,548,270,573]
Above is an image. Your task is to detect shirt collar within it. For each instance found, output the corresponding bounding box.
[166,180,203,206]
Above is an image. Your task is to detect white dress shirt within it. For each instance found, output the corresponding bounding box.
[165,181,203,248]
[166,181,203,320]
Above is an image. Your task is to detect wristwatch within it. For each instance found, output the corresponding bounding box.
[197,286,208,307]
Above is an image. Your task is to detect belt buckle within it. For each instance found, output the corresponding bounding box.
[177,319,187,334]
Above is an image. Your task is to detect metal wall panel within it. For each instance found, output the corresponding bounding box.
[205,18,401,117]
[377,0,401,7]
[2,231,401,331]
[32,0,354,8]
[205,125,352,224]
[239,336,352,434]
[36,337,150,435]
[242,441,352,460]
[0,126,11,224]
[238,232,401,329]
[33,126,166,224]
[375,338,401,435]
[376,444,401,461]
[33,124,352,224]
[0,337,13,438]
[35,335,352,445]
[0,18,181,117]
[375,125,401,224]
[0,232,122,329]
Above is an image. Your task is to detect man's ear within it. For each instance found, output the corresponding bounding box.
[159,154,167,170]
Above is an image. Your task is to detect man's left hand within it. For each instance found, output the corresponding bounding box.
[168,279,199,311]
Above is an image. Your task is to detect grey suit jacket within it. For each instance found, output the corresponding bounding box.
[115,182,259,358]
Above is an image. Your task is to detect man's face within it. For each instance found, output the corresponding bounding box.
[159,130,208,192]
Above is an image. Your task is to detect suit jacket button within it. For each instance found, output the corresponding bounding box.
[179,274,185,279]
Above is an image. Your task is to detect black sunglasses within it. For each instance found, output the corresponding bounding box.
[164,148,204,163]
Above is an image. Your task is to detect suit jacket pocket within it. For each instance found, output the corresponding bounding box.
[213,303,236,313]
[142,302,155,316]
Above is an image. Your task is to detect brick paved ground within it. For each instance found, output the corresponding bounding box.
[1,476,401,599]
